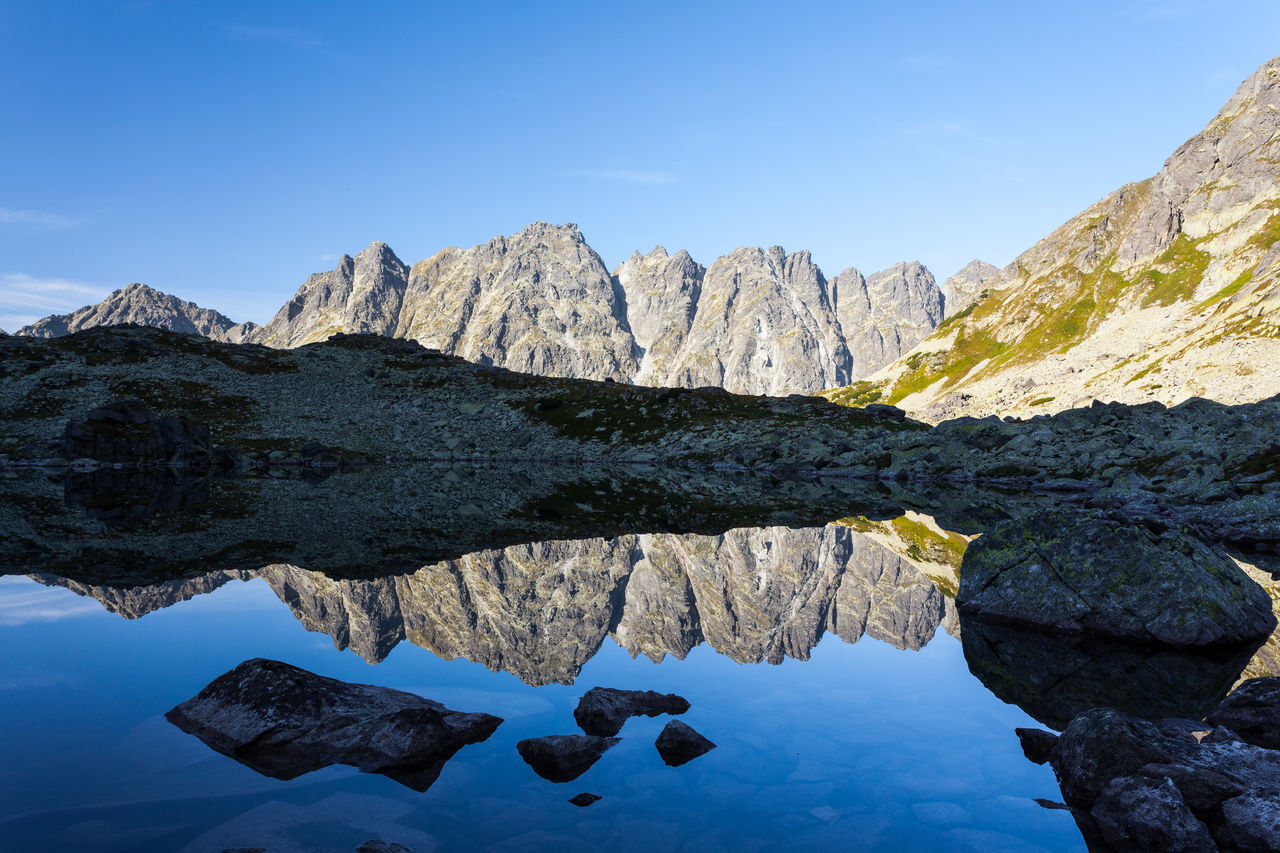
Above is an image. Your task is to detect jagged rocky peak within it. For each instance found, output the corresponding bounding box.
[253,240,410,348]
[17,281,243,342]
[661,244,851,395]
[835,260,944,377]
[613,245,705,384]
[397,221,638,381]
[940,259,1001,318]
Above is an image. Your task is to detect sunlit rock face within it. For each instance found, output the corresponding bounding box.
[38,519,964,686]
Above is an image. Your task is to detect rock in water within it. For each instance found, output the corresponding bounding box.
[516,734,619,782]
[165,658,502,791]
[1207,676,1280,750]
[573,686,691,736]
[956,508,1276,646]
[654,719,716,766]
[568,793,602,807]
[1015,728,1058,765]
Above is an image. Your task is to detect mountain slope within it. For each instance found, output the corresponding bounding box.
[18,283,256,342]
[829,56,1280,422]
[828,56,1280,421]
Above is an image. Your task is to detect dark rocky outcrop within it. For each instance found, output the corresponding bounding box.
[1206,675,1280,750]
[568,793,601,807]
[654,719,716,766]
[1044,691,1280,852]
[957,508,1276,646]
[573,687,690,736]
[64,399,212,466]
[515,734,619,783]
[165,658,502,791]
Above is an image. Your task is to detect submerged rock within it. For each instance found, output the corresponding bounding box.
[165,658,502,791]
[568,793,602,807]
[516,734,619,783]
[960,618,1258,730]
[573,686,690,736]
[654,719,716,766]
[957,509,1276,646]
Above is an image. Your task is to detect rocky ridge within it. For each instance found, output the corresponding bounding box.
[829,55,1280,422]
[14,227,945,394]
[18,282,257,343]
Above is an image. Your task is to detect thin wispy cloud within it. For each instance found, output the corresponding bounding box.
[0,273,108,329]
[565,168,680,185]
[225,24,322,48]
[0,206,78,228]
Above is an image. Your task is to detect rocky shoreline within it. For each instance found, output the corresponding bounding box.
[2,326,1276,552]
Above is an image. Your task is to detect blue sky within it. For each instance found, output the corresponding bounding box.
[2,0,1278,329]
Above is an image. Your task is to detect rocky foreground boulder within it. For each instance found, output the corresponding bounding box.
[957,508,1276,646]
[166,658,502,791]
[573,686,690,736]
[515,734,619,783]
[1026,680,1280,852]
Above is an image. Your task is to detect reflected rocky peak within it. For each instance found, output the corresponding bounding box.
[34,517,968,686]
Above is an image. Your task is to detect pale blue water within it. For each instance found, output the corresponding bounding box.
[0,568,1087,852]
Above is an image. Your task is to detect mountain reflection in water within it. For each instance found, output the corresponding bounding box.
[35,519,964,686]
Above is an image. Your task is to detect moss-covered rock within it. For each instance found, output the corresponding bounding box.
[957,508,1276,646]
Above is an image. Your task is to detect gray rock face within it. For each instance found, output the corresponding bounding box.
[836,261,944,376]
[18,282,243,341]
[254,242,409,347]
[516,734,619,782]
[573,687,690,736]
[957,508,1276,646]
[663,246,851,395]
[396,222,637,381]
[654,719,716,766]
[165,658,503,791]
[939,260,1001,318]
[613,247,704,385]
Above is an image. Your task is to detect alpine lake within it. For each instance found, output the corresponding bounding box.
[2,463,1277,852]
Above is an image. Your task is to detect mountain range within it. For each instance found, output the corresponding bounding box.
[17,227,950,397]
[16,55,1280,415]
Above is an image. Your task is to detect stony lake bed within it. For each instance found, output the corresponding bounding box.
[3,329,1280,851]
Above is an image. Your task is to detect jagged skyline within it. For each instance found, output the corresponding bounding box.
[3,2,1280,329]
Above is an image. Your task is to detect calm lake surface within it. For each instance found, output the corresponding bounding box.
[1,467,1271,852]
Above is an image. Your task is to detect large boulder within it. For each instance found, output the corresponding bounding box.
[166,658,502,791]
[1207,676,1280,749]
[573,687,690,736]
[64,399,212,466]
[957,509,1276,646]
